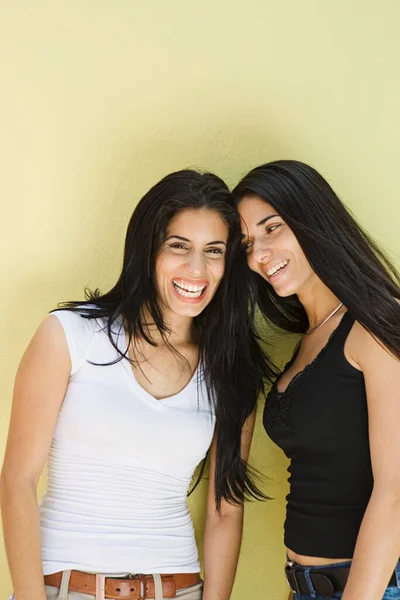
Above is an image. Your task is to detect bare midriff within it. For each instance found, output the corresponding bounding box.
[287,548,352,566]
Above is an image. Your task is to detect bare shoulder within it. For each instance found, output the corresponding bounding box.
[345,316,398,372]
[25,314,67,348]
[17,314,71,380]
[37,313,67,339]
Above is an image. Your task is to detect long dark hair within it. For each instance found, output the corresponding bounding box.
[233,160,400,359]
[58,169,276,508]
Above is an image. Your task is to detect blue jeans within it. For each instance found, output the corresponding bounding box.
[292,559,400,600]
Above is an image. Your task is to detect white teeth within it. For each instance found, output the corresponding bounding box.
[175,287,203,298]
[172,280,207,298]
[267,260,289,277]
[173,279,205,292]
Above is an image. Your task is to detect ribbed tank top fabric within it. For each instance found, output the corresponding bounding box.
[263,311,372,558]
[40,310,215,575]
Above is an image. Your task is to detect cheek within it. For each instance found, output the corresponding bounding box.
[155,258,174,292]
[156,254,177,277]
[211,261,225,284]
[247,254,259,273]
[295,247,311,272]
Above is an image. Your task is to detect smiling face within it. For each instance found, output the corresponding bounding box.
[238,194,316,297]
[155,208,228,319]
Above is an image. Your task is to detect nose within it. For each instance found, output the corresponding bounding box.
[252,237,272,264]
[185,251,206,276]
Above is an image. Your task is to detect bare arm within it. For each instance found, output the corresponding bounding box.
[0,316,70,600]
[202,411,256,600]
[342,323,400,600]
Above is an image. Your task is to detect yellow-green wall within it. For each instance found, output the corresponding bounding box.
[1,2,399,598]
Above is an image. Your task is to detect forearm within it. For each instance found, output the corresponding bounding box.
[202,511,243,600]
[0,474,46,600]
[343,491,400,600]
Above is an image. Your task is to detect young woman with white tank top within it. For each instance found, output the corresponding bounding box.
[1,170,275,600]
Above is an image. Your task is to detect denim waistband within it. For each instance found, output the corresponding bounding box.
[286,557,400,599]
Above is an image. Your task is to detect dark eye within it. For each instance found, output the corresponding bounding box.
[266,223,281,234]
[206,247,224,254]
[241,240,253,253]
[169,243,188,251]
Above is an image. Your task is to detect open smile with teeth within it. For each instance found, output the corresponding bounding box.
[266,259,289,277]
[172,279,207,298]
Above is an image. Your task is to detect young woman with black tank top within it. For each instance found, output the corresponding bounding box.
[233,160,400,600]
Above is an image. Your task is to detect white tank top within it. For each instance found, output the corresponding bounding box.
[40,310,215,575]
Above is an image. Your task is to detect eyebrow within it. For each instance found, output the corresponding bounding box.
[165,235,226,246]
[240,214,281,239]
[256,214,280,226]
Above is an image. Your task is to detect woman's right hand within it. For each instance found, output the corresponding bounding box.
[0,315,71,600]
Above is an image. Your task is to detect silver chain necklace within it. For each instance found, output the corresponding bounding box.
[305,302,343,336]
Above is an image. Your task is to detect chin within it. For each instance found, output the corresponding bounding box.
[171,303,206,318]
[272,285,298,298]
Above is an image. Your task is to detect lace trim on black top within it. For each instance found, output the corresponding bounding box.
[265,311,354,436]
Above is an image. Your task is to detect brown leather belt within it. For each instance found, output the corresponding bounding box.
[44,571,201,599]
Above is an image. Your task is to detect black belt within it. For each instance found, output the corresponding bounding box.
[285,561,397,596]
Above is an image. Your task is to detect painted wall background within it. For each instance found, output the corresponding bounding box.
[1,1,399,598]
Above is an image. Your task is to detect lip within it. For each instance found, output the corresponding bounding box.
[170,278,209,304]
[262,260,290,284]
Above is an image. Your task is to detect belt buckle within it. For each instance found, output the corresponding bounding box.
[284,561,300,594]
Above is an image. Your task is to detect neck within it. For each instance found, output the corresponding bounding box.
[140,305,195,346]
[297,279,342,330]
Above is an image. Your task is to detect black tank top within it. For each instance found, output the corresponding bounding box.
[264,311,373,558]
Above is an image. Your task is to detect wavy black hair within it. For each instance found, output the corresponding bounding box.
[233,159,400,359]
[58,169,276,508]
